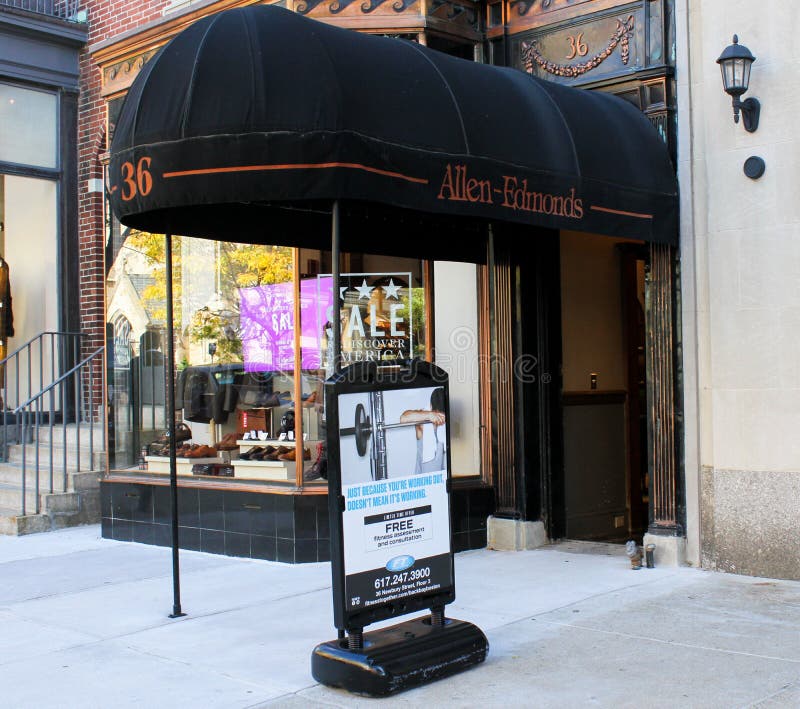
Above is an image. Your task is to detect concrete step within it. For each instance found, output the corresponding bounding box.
[0,465,102,496]
[1,421,106,446]
[0,509,52,535]
[0,487,80,515]
[0,466,99,491]
[0,476,101,535]
[0,507,98,535]
[3,442,100,470]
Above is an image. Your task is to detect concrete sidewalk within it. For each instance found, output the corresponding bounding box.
[2,527,799,708]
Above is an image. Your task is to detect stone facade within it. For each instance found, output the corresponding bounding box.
[677,0,800,578]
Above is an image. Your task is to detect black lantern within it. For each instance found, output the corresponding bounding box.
[716,35,760,132]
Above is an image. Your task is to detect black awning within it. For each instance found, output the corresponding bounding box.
[108,5,677,248]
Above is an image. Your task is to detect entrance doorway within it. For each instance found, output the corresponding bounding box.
[558,231,648,543]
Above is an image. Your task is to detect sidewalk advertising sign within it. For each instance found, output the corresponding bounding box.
[325,360,455,631]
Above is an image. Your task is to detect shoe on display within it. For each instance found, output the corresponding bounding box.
[278,446,311,462]
[187,445,216,458]
[265,445,291,461]
[239,446,266,461]
[250,446,275,461]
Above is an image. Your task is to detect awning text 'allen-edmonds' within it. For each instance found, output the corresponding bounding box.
[437,163,584,219]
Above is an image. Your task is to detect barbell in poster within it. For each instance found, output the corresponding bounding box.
[338,385,452,611]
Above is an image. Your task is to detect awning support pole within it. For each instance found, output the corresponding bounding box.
[332,201,341,374]
[332,202,344,642]
[165,232,186,619]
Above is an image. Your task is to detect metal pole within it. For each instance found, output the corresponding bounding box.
[49,333,54,492]
[2,349,7,461]
[21,410,26,516]
[89,362,94,469]
[292,249,304,487]
[331,201,342,638]
[165,233,185,619]
[61,379,67,492]
[331,201,341,375]
[74,367,80,471]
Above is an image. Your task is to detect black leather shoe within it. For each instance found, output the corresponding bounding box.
[239,446,265,461]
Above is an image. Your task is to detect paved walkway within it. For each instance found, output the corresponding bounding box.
[2,527,799,708]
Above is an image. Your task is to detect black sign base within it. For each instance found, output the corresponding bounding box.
[311,616,488,697]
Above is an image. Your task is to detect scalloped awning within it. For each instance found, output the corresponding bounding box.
[108,4,677,248]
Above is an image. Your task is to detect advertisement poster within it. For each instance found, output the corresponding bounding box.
[318,272,413,372]
[239,279,331,372]
[337,385,452,611]
[238,272,413,374]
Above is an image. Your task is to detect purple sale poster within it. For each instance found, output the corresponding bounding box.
[239,278,333,372]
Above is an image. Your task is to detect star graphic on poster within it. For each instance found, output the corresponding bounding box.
[339,286,348,300]
[382,279,401,300]
[355,279,374,299]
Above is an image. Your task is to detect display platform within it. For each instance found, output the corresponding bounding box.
[144,456,220,475]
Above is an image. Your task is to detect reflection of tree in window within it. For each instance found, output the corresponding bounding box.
[125,229,171,323]
[408,287,426,358]
[123,232,293,366]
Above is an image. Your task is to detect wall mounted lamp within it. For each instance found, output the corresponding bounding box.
[716,35,760,132]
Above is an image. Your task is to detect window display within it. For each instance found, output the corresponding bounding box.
[105,228,434,487]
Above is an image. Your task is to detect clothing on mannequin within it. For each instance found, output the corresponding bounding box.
[0,258,14,389]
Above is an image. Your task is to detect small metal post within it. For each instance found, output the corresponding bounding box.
[89,362,94,466]
[430,605,445,627]
[21,411,27,516]
[645,543,656,568]
[61,379,67,492]
[347,628,363,651]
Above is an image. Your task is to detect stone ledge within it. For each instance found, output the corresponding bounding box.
[0,512,51,535]
[486,517,548,551]
[643,533,687,568]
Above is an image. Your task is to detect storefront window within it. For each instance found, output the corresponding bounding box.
[0,174,58,398]
[0,83,57,169]
[105,228,435,486]
[432,262,482,479]
[104,221,490,484]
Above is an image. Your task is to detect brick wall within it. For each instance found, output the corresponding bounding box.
[77,0,171,357]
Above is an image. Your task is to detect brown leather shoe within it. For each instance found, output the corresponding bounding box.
[266,445,292,460]
[176,444,197,458]
[278,446,311,461]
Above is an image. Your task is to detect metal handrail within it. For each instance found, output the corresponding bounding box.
[0,331,83,366]
[13,346,106,516]
[0,330,106,517]
[2,331,84,456]
[14,347,103,411]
